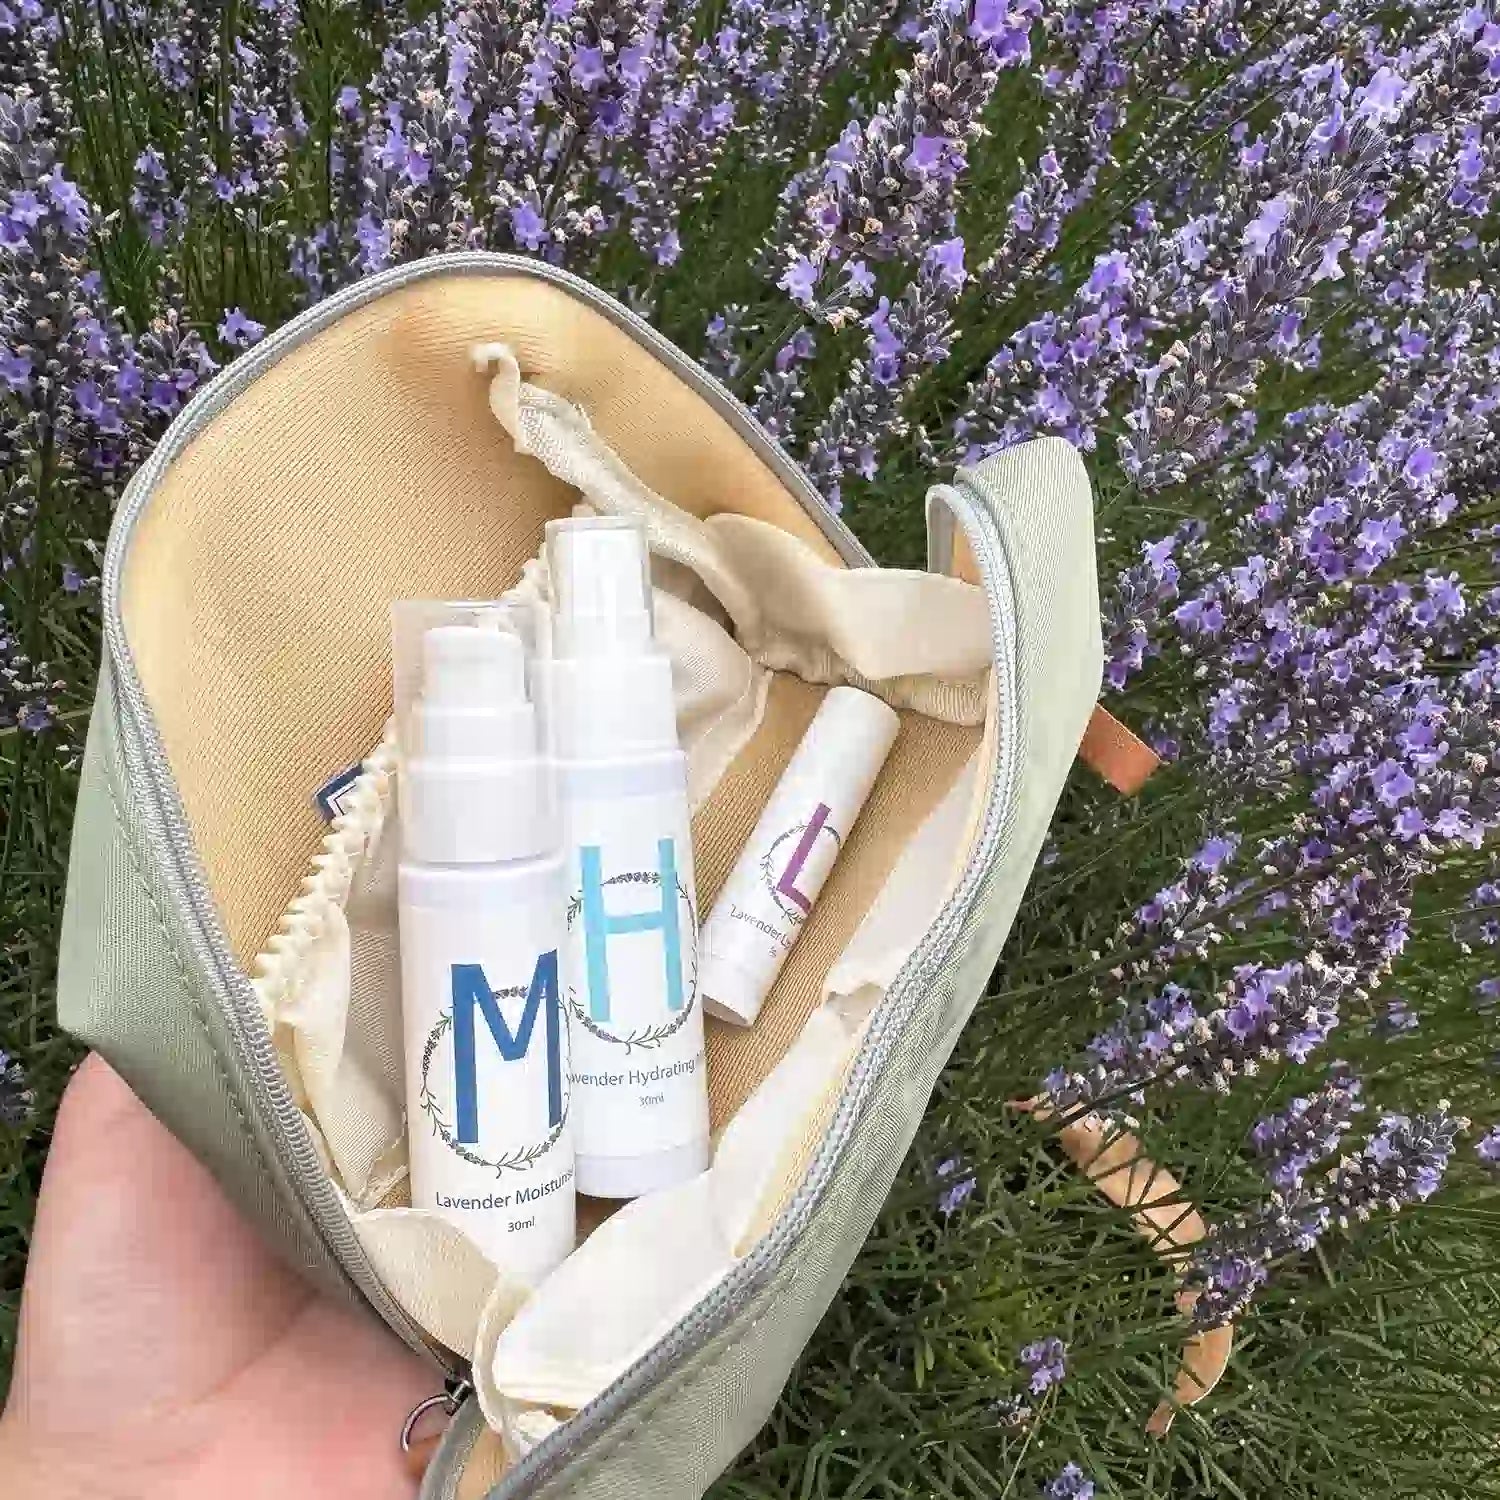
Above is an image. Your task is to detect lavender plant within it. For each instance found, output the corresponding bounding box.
[4,0,1500,1492]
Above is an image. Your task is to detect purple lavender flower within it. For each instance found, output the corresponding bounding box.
[1477,1126,1500,1166]
[1102,526,1203,686]
[344,18,482,269]
[1190,1104,1467,1326]
[1044,957,1351,1114]
[758,1,1034,328]
[0,1047,32,1129]
[803,238,965,505]
[1249,1069,1363,1191]
[936,1155,978,1216]
[1377,997,1420,1035]
[131,147,183,245]
[1335,1107,1466,1217]
[1018,1335,1068,1395]
[1043,1462,1095,1500]
[218,307,266,348]
[1454,879,1500,950]
[958,5,1500,484]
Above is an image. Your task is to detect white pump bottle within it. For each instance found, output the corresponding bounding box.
[547,517,710,1199]
[398,623,575,1282]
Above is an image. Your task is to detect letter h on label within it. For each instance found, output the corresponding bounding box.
[579,838,684,1023]
[450,952,563,1144]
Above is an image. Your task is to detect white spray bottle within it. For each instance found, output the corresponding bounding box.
[398,622,575,1281]
[546,517,710,1199]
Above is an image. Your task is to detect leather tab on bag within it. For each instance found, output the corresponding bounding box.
[1079,705,1160,794]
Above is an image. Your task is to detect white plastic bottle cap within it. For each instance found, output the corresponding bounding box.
[402,623,553,864]
[545,517,678,760]
[424,621,519,699]
[546,515,654,656]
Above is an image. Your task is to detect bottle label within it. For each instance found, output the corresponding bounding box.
[716,797,846,966]
[762,800,841,923]
[426,955,567,1160]
[562,794,709,1161]
[401,878,574,1278]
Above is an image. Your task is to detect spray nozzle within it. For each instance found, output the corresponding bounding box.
[545,516,654,656]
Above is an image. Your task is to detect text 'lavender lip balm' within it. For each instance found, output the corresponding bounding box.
[699,685,900,1028]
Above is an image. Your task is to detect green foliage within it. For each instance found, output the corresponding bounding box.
[2,4,1498,1495]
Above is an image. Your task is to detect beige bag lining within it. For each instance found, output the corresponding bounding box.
[121,273,851,969]
[115,271,999,1461]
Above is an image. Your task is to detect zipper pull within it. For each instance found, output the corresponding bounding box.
[401,1376,475,1479]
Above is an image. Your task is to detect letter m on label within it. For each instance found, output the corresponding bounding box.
[450,953,563,1144]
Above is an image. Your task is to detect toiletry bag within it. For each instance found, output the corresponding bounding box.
[55,252,1103,1499]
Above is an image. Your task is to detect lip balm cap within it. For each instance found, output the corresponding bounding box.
[810,684,902,756]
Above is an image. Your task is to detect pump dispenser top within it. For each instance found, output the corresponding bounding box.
[401,623,553,865]
[545,517,677,760]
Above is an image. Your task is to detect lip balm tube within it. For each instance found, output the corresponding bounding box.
[699,686,900,1027]
[547,517,711,1200]
[398,623,574,1282]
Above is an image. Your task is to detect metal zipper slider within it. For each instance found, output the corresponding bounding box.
[401,1375,475,1478]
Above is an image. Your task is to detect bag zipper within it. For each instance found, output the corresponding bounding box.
[403,1376,477,1456]
[99,255,1023,1473]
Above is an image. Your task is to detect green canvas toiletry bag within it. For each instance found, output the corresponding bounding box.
[55,252,1102,1498]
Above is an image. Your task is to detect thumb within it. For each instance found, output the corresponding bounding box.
[7,1053,308,1435]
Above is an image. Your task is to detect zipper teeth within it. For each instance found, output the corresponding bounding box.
[250,733,397,1016]
[107,662,442,1363]
[496,476,1022,1496]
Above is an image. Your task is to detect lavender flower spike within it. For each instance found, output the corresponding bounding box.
[1043,1462,1096,1500]
[936,1155,977,1216]
[1018,1335,1068,1395]
[1249,1068,1364,1192]
[0,1047,33,1129]
[1328,1106,1468,1223]
[1190,1102,1467,1327]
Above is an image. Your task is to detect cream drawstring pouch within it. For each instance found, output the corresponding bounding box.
[477,344,993,725]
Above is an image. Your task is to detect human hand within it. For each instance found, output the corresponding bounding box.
[1,1055,435,1499]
